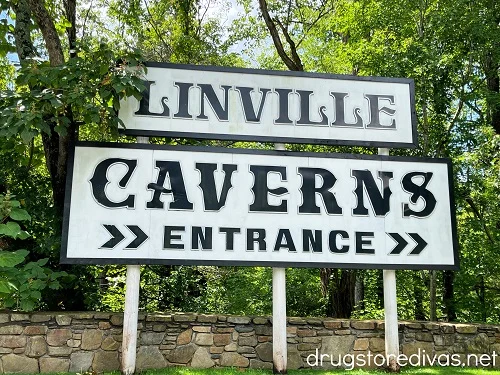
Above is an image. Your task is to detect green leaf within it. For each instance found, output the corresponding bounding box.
[37,258,49,267]
[30,290,42,300]
[0,221,21,238]
[20,299,35,312]
[0,250,28,268]
[0,280,16,294]
[17,231,30,240]
[9,208,31,221]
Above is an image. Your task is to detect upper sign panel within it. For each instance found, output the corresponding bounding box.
[119,63,417,148]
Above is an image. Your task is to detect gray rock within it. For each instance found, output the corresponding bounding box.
[250,359,273,369]
[101,336,120,351]
[81,329,103,350]
[0,314,9,324]
[191,347,215,368]
[48,345,73,356]
[26,336,47,357]
[402,341,434,357]
[177,328,193,345]
[288,350,303,369]
[235,325,254,333]
[141,331,165,345]
[1,354,39,373]
[213,333,231,346]
[255,326,272,336]
[40,357,70,372]
[56,315,72,326]
[31,314,51,323]
[92,350,120,372]
[47,328,72,346]
[321,335,356,369]
[136,346,167,371]
[23,326,48,335]
[10,314,29,322]
[239,335,257,346]
[0,335,26,348]
[0,325,23,335]
[165,343,197,364]
[256,342,273,362]
[194,333,214,346]
[69,351,94,372]
[220,352,250,367]
[227,316,251,324]
[466,332,489,354]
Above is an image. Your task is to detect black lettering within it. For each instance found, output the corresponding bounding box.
[236,87,271,122]
[247,229,266,251]
[355,232,374,254]
[135,80,170,116]
[163,226,185,249]
[197,84,231,121]
[219,227,241,251]
[173,82,194,118]
[274,229,296,252]
[89,158,137,208]
[296,90,328,125]
[329,230,349,253]
[330,92,363,127]
[191,227,212,250]
[298,167,342,214]
[352,170,393,216]
[147,161,193,210]
[402,172,437,217]
[249,166,288,213]
[365,94,396,129]
[274,88,293,124]
[196,163,237,211]
[302,229,322,252]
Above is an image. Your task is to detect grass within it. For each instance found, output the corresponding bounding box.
[20,367,500,375]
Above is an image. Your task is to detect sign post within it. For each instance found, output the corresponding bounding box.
[378,147,400,371]
[121,136,148,375]
[273,143,287,374]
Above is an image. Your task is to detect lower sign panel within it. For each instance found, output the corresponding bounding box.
[61,142,459,269]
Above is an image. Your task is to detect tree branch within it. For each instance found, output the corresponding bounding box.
[465,197,495,245]
[258,0,303,71]
[29,0,65,66]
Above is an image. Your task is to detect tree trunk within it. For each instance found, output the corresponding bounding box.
[27,0,77,216]
[354,271,364,311]
[443,270,456,321]
[413,272,425,320]
[429,270,437,321]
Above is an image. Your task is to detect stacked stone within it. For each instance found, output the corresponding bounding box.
[1,311,500,373]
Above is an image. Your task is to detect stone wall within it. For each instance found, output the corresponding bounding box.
[0,311,499,373]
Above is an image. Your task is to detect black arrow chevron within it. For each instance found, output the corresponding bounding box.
[101,225,125,248]
[125,225,148,249]
[387,233,409,255]
[408,233,427,255]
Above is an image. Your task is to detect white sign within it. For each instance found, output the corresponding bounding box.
[119,63,417,148]
[62,142,458,269]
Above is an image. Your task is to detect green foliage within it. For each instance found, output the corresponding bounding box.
[0,44,145,142]
[0,193,66,311]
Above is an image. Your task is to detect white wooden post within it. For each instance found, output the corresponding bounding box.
[379,147,400,371]
[121,136,148,375]
[273,143,287,374]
